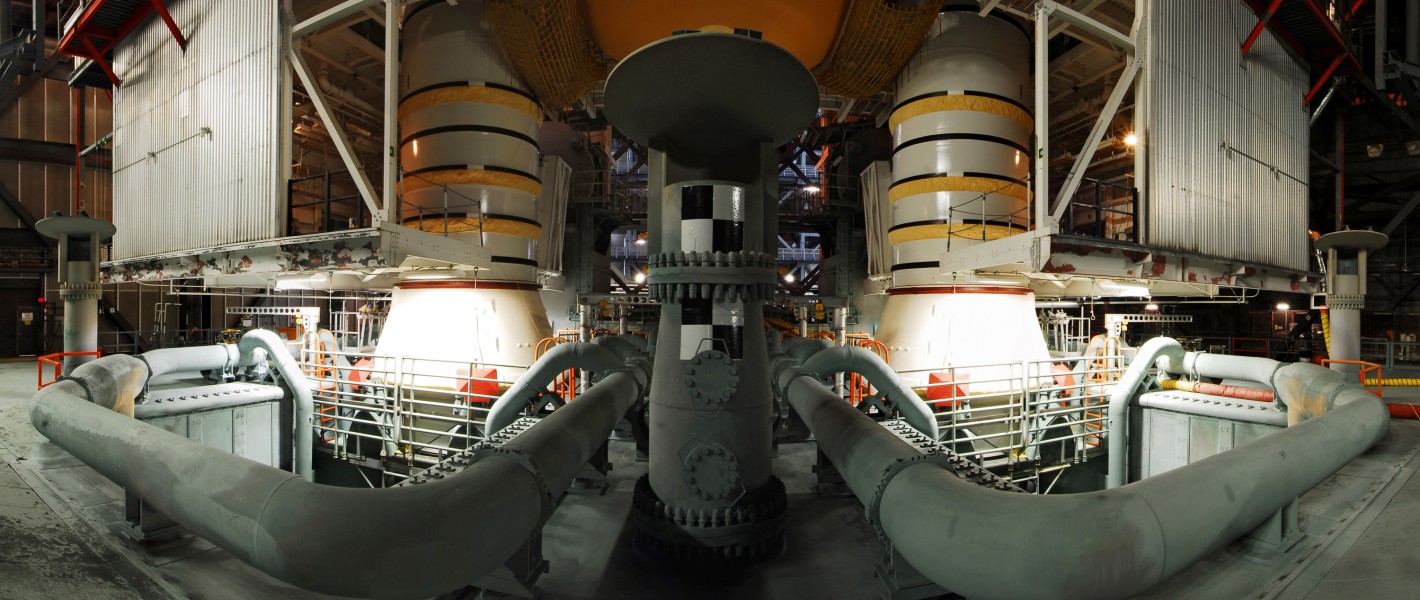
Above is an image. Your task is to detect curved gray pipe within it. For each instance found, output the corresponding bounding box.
[801,346,938,439]
[486,342,637,436]
[781,336,830,364]
[1106,337,1184,488]
[31,352,648,599]
[774,353,1389,600]
[592,334,645,361]
[236,329,315,478]
[1158,351,1283,387]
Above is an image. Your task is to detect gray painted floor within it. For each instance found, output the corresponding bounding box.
[2,360,1418,599]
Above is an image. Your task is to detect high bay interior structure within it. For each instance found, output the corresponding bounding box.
[2,1,1420,598]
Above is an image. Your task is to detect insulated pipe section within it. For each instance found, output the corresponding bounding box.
[31,353,649,600]
[1157,351,1283,388]
[1106,337,1183,488]
[236,329,315,478]
[800,346,939,439]
[774,352,1389,600]
[781,336,831,365]
[486,342,640,435]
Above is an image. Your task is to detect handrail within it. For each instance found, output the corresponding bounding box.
[772,339,1389,600]
[37,351,102,389]
[31,348,650,599]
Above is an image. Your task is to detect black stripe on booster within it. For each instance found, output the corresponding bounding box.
[681,185,715,219]
[712,325,745,360]
[712,220,744,252]
[681,299,713,325]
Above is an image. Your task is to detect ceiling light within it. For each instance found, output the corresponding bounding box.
[1123,133,1139,147]
[633,271,645,283]
[1408,141,1420,156]
[1275,302,1290,311]
[784,273,796,283]
[634,238,646,245]
[1366,143,1384,158]
[1144,303,1159,311]
[802,185,820,194]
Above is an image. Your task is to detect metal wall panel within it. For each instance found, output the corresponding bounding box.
[1139,407,1283,479]
[111,0,286,259]
[1146,0,1309,270]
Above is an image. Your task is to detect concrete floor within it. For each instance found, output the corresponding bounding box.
[2,360,1419,599]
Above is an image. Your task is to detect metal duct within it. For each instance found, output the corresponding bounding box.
[772,346,1390,600]
[30,350,650,599]
[485,0,606,109]
[813,0,946,99]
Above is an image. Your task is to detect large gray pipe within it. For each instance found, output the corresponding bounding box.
[800,346,939,439]
[31,351,648,599]
[486,342,640,435]
[138,331,312,477]
[1106,337,1183,488]
[774,350,1389,600]
[1156,351,1282,387]
[236,329,314,477]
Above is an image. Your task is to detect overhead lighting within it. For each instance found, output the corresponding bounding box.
[1275,302,1291,311]
[784,273,796,283]
[802,185,821,194]
[1035,300,1080,308]
[1408,141,1420,156]
[1144,303,1159,311]
[1123,132,1139,147]
[1366,143,1384,158]
[274,272,328,290]
[633,271,646,283]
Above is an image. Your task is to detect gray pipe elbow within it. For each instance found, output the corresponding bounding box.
[485,342,632,436]
[801,346,939,439]
[1107,337,1183,488]
[238,329,314,478]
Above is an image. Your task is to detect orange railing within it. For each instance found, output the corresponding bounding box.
[1321,359,1384,397]
[536,336,578,401]
[846,335,890,406]
[36,351,103,390]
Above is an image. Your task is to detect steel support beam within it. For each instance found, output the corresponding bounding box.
[1033,3,1053,232]
[381,0,398,224]
[290,47,381,218]
[291,0,381,39]
[1355,73,1420,137]
[1052,58,1140,222]
[1045,0,1134,52]
[1381,191,1420,235]
[1304,54,1346,105]
[1240,0,1285,58]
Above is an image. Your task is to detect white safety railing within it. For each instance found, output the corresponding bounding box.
[297,347,529,477]
[898,356,1125,493]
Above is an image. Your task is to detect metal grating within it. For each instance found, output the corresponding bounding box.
[813,0,946,99]
[486,0,606,109]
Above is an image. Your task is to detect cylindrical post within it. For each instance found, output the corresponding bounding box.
[1407,0,1419,64]
[35,216,115,374]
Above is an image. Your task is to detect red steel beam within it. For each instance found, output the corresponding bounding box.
[79,36,122,88]
[56,0,111,55]
[1299,0,1365,71]
[1304,54,1347,105]
[148,0,187,51]
[1241,0,1286,58]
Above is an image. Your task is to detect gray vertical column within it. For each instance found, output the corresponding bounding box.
[36,215,116,374]
[603,31,817,565]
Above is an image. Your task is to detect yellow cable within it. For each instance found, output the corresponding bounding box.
[1364,378,1420,387]
[1321,310,1332,355]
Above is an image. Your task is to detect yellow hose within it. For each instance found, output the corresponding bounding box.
[1320,309,1332,355]
[1364,378,1420,387]
[1158,379,1195,392]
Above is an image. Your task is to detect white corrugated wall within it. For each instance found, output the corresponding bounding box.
[111,0,285,259]
[1146,0,1309,271]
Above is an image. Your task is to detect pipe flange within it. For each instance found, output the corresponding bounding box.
[647,250,778,303]
[678,442,743,502]
[59,281,102,300]
[630,475,787,565]
[684,350,739,406]
[471,445,557,523]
